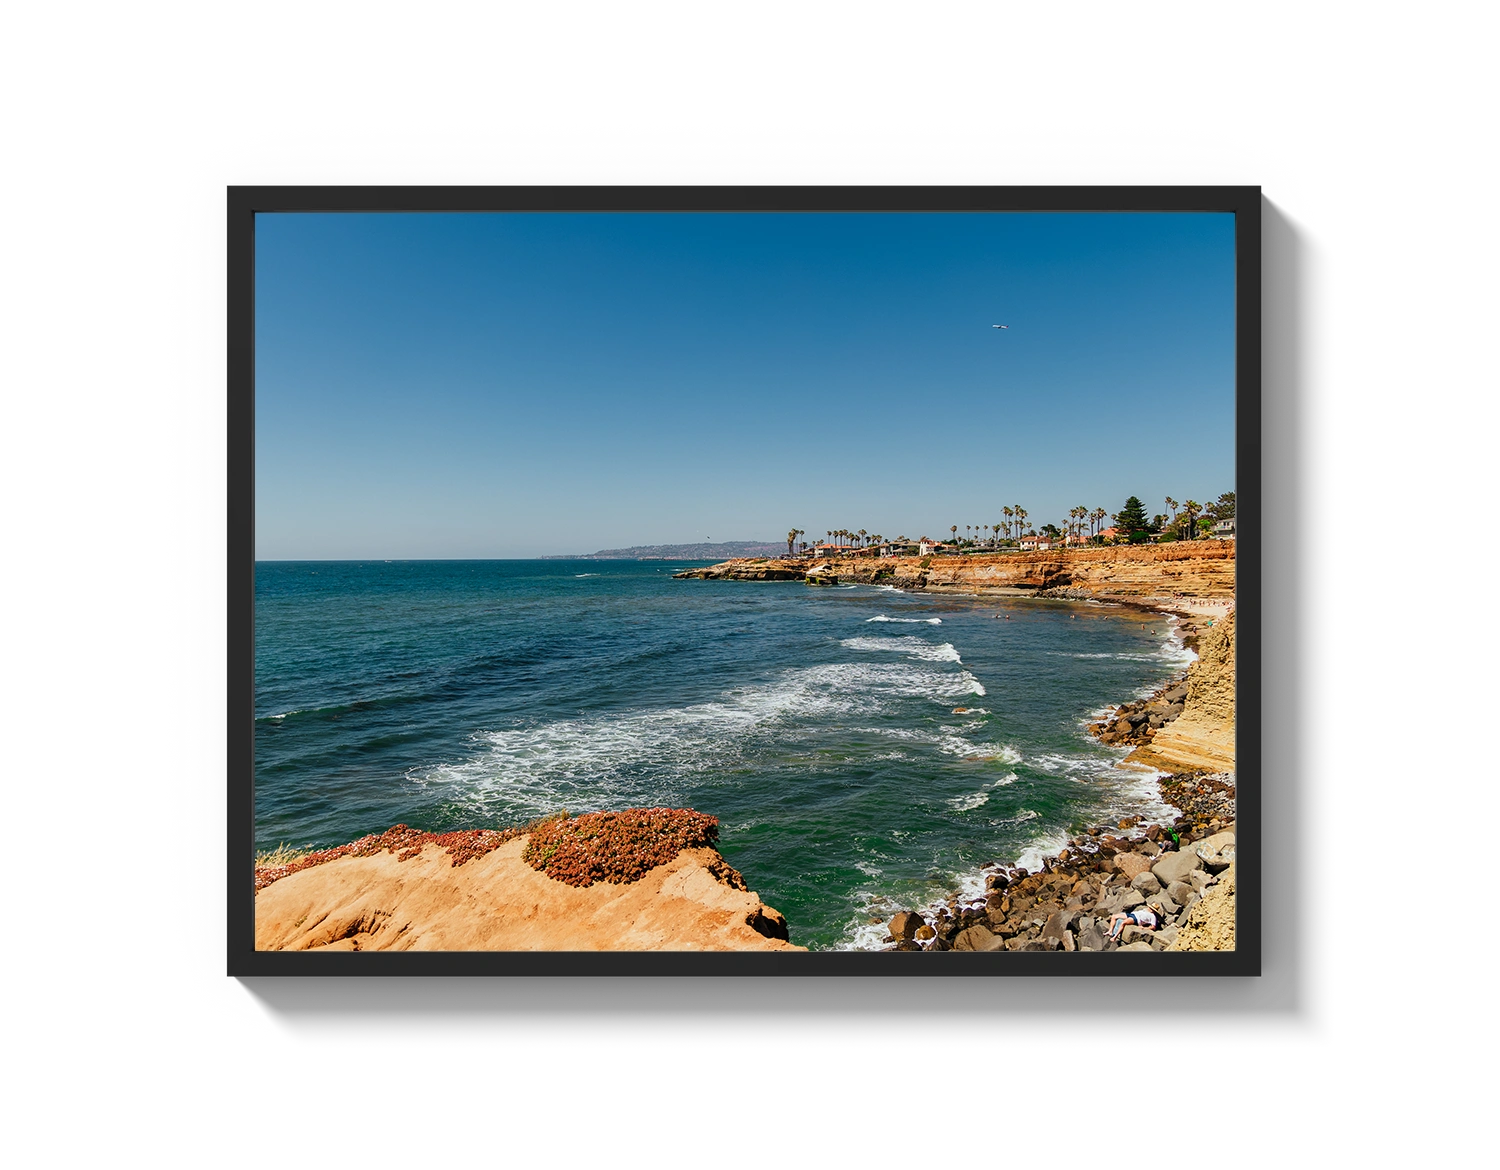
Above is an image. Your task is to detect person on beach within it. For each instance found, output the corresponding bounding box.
[1107,906,1158,939]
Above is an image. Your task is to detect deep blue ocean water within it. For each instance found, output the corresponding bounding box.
[254,560,1189,949]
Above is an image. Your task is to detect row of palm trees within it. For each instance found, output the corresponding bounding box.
[785,494,1224,557]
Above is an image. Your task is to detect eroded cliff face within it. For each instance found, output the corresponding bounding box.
[255,837,803,952]
[1134,610,1236,773]
[676,542,1235,599]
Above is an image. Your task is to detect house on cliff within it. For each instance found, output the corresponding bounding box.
[1212,517,1236,539]
[918,537,945,555]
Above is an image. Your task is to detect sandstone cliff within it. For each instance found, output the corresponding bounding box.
[1133,610,1236,772]
[1169,862,1236,952]
[256,835,803,952]
[675,542,1235,600]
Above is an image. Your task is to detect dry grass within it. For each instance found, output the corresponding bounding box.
[255,842,311,868]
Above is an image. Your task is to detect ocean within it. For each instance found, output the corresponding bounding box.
[254,559,1190,950]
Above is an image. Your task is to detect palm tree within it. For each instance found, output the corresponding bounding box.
[859,528,867,549]
[787,529,797,557]
[1003,506,1014,540]
[1165,497,1179,530]
[950,525,958,545]
[1181,499,1201,540]
[1092,507,1107,539]
[1015,506,1027,537]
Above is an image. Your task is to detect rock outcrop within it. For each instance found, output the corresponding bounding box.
[1132,611,1235,772]
[255,836,803,952]
[1169,863,1236,952]
[674,542,1235,600]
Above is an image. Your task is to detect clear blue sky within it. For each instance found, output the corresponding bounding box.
[255,211,1235,558]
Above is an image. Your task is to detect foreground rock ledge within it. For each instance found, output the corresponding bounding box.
[255,837,804,952]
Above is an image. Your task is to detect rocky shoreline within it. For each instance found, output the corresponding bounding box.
[875,606,1238,954]
[673,543,1235,601]
[880,770,1236,953]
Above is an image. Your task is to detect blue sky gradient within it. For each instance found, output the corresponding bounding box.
[255,211,1235,558]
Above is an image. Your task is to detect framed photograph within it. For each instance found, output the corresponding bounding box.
[229,186,1259,975]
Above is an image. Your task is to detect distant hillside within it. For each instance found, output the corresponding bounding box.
[546,540,788,560]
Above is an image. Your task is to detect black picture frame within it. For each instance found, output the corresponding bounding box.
[164,123,1332,1056]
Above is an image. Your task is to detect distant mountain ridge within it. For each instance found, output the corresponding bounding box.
[546,540,787,560]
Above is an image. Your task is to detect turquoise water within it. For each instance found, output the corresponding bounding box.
[254,560,1188,949]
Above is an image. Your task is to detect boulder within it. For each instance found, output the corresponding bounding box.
[1077,925,1106,951]
[1189,870,1214,894]
[1146,891,1180,917]
[1152,849,1202,887]
[1156,925,1180,947]
[1113,852,1153,881]
[1130,872,1162,895]
[889,911,923,940]
[1166,881,1195,906]
[1119,925,1155,945]
[1117,942,1154,952]
[1042,909,1073,944]
[1198,846,1235,872]
[914,924,935,941]
[953,924,1005,952]
[1198,829,1236,855]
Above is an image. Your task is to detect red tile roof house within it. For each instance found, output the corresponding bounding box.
[1018,534,1048,551]
[917,537,947,556]
[1098,526,1122,543]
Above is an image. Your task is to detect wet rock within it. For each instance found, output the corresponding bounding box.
[889,911,923,941]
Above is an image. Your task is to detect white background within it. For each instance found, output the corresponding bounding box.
[2,2,1495,1163]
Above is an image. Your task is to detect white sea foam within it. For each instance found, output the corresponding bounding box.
[841,635,962,663]
[407,659,986,813]
[947,791,990,811]
[573,573,598,577]
[855,860,883,877]
[866,614,942,624]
